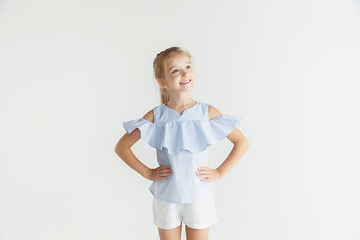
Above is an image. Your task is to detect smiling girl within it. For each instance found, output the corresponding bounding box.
[115,46,249,240]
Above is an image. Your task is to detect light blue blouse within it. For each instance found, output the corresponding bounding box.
[123,102,241,203]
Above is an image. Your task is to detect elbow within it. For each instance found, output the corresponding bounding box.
[114,145,119,154]
[234,139,249,149]
[243,139,250,149]
[114,146,126,159]
[115,132,138,156]
[114,145,120,156]
[114,142,124,156]
[240,135,249,149]
[114,141,131,157]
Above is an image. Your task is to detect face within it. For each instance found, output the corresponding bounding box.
[158,53,195,94]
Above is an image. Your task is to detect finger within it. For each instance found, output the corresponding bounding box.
[159,169,172,174]
[158,175,169,180]
[160,167,172,171]
[196,172,204,177]
[160,172,172,177]
[161,171,172,176]
[160,166,171,169]
[197,167,208,171]
[200,177,210,182]
[199,169,210,174]
[197,174,210,180]
[196,170,208,176]
[160,169,172,175]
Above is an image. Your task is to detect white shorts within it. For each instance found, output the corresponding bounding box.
[152,196,219,230]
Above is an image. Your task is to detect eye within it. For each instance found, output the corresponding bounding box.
[172,69,178,74]
[186,65,191,70]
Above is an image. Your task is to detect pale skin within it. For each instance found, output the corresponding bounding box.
[114,53,249,240]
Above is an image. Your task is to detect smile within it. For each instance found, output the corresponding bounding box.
[180,79,191,85]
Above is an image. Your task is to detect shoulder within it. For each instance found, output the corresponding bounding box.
[142,109,154,123]
[208,104,222,120]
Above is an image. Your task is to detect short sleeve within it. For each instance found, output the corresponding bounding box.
[206,114,242,143]
[123,118,152,134]
[123,118,161,150]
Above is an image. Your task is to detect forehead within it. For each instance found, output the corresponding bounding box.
[166,53,191,69]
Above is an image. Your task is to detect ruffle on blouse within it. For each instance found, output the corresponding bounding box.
[123,115,241,155]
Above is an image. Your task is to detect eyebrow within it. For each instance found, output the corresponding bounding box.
[168,62,192,72]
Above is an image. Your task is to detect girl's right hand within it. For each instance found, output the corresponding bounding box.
[146,166,172,182]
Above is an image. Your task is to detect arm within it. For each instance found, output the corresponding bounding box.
[114,110,172,181]
[196,105,249,181]
[215,126,249,179]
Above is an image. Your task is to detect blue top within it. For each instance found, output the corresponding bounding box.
[123,102,241,203]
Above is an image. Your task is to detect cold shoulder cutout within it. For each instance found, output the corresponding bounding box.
[208,105,222,120]
[142,109,154,123]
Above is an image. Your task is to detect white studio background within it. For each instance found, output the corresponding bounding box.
[1,0,360,239]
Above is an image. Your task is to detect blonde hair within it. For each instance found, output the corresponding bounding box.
[153,47,193,104]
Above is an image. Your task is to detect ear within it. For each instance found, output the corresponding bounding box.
[157,78,167,88]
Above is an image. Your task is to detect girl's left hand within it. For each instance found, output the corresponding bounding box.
[196,167,222,182]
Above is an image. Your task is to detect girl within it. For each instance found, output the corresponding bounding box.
[115,46,249,240]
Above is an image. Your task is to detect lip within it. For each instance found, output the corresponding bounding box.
[180,79,191,85]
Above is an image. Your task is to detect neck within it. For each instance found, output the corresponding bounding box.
[166,92,195,108]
